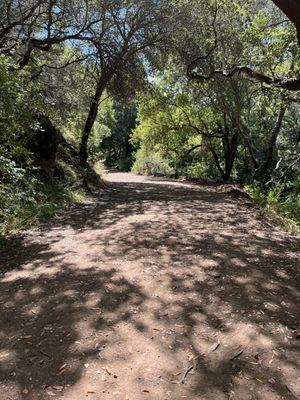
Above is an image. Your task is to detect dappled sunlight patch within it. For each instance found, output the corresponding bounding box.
[22,304,41,318]
[0,175,299,400]
[230,258,247,268]
[29,285,43,296]
[2,263,62,282]
[262,281,280,291]
[2,299,16,308]
[0,349,17,365]
[274,269,290,279]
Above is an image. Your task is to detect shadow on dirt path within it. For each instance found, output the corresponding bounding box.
[0,172,299,400]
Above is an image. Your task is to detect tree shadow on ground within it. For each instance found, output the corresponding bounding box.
[0,176,299,399]
[0,254,147,399]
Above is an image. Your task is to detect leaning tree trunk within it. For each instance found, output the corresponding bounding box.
[209,146,226,181]
[255,105,286,183]
[79,76,107,165]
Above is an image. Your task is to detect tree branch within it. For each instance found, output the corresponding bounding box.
[187,65,300,91]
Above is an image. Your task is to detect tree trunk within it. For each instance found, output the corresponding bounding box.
[210,128,239,182]
[79,77,107,164]
[223,130,239,181]
[210,146,226,181]
[19,45,33,68]
[255,105,286,182]
[272,0,300,42]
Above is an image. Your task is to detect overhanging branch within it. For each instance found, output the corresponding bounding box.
[187,65,300,91]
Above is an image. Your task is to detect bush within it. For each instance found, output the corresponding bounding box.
[0,155,86,236]
[132,149,173,176]
[244,181,267,206]
[117,157,134,172]
[55,160,78,185]
[184,161,220,180]
[245,180,300,230]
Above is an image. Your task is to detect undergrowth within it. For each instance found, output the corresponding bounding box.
[0,155,103,240]
[245,181,300,233]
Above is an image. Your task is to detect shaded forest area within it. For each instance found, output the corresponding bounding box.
[0,0,299,234]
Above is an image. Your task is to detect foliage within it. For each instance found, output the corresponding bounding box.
[132,148,174,176]
[1,0,300,235]
[0,155,86,236]
[101,103,137,171]
[0,57,35,164]
[245,180,300,229]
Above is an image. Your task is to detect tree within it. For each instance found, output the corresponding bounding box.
[0,0,102,68]
[184,1,300,92]
[101,103,137,170]
[132,66,249,181]
[78,0,174,164]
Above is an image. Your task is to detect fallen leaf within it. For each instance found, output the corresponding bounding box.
[230,348,244,361]
[46,390,57,397]
[103,366,112,375]
[52,385,64,391]
[58,363,67,372]
[209,340,220,353]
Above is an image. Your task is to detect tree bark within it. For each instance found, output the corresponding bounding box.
[209,129,239,182]
[255,105,286,182]
[209,146,226,181]
[224,129,239,181]
[79,76,108,164]
[187,65,300,91]
[272,0,300,42]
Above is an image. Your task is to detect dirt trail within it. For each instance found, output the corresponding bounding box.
[0,172,299,400]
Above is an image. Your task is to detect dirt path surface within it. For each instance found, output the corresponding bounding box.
[0,172,300,400]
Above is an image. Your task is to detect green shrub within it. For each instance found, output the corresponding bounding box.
[183,162,206,179]
[245,180,300,231]
[266,183,284,208]
[244,181,267,206]
[0,155,86,236]
[117,157,134,172]
[55,160,78,185]
[132,149,173,176]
